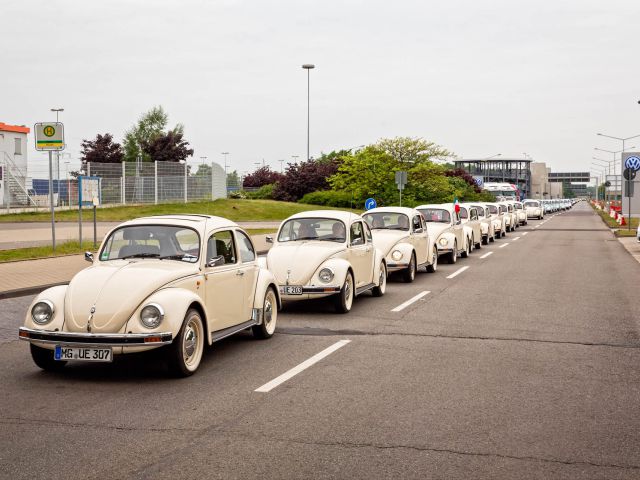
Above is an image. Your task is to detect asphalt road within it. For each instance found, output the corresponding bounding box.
[1,202,639,479]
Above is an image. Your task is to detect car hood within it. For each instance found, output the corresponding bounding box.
[370,230,409,256]
[425,222,451,239]
[267,242,344,285]
[64,260,195,333]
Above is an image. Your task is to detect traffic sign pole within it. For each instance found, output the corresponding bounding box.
[48,151,56,250]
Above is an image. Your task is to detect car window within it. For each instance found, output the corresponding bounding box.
[488,205,498,214]
[364,222,373,243]
[412,215,422,231]
[277,218,346,242]
[459,207,468,219]
[350,222,365,246]
[100,225,199,262]
[418,208,451,223]
[206,230,237,265]
[235,230,255,263]
[363,212,410,231]
[470,208,478,220]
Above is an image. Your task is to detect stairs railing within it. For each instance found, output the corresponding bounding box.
[1,151,37,207]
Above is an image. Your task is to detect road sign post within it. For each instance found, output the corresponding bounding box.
[35,122,65,251]
[395,171,407,207]
[622,155,640,231]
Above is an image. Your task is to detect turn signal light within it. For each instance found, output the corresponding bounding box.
[144,336,162,343]
[19,331,30,339]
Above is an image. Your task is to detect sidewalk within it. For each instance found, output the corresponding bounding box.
[618,235,640,263]
[0,233,273,299]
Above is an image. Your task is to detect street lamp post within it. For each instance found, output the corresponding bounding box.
[221,152,230,194]
[301,64,315,161]
[278,159,285,173]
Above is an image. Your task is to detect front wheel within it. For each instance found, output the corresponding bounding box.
[372,263,387,297]
[334,271,354,313]
[461,239,470,258]
[448,241,457,264]
[30,344,66,372]
[426,247,438,273]
[402,253,417,283]
[252,288,278,339]
[166,308,205,377]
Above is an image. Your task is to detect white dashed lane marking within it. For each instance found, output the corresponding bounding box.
[446,266,469,279]
[391,290,430,312]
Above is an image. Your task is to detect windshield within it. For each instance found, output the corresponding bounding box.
[524,201,540,207]
[418,208,451,224]
[514,203,523,209]
[277,218,346,242]
[363,212,410,231]
[100,225,200,262]
[471,206,485,217]
[499,205,507,213]
[488,205,498,214]
[459,208,468,219]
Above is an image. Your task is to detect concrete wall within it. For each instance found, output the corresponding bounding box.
[0,131,28,175]
[530,162,548,199]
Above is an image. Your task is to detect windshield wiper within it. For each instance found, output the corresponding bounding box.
[121,253,160,259]
[158,254,197,261]
[296,236,319,240]
[323,236,345,241]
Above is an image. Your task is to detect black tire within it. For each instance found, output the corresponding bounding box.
[489,233,495,243]
[475,235,482,249]
[166,308,205,377]
[372,263,387,297]
[426,247,438,273]
[448,241,457,264]
[252,288,278,339]
[334,271,354,314]
[461,239,470,258]
[30,344,66,372]
[402,253,417,283]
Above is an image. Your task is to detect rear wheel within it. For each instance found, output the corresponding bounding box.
[30,344,66,372]
[334,272,354,313]
[166,308,205,377]
[402,253,417,283]
[426,248,438,273]
[448,241,458,264]
[461,239,470,258]
[252,288,278,339]
[372,263,387,297]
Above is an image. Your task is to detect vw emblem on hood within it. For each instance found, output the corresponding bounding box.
[87,306,96,333]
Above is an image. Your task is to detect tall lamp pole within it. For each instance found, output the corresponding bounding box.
[50,108,64,199]
[301,64,315,161]
[221,152,229,194]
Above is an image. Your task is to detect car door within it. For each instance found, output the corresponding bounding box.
[235,229,259,322]
[348,221,372,287]
[451,210,464,250]
[411,214,428,265]
[204,229,244,331]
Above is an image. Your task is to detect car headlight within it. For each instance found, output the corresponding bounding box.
[438,237,448,247]
[31,300,54,325]
[391,250,403,261]
[319,268,334,283]
[140,303,164,329]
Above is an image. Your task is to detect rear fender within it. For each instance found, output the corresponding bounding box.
[253,268,282,313]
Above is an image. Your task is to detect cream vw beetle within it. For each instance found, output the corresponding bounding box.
[484,202,507,238]
[468,203,496,244]
[416,204,469,263]
[19,215,280,377]
[265,210,387,313]
[458,204,483,250]
[362,206,438,282]
[523,199,544,219]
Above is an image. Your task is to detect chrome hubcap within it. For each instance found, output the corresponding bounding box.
[184,324,197,358]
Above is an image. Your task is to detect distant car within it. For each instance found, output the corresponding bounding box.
[266,210,387,313]
[499,202,518,232]
[19,215,281,377]
[459,204,483,250]
[363,207,438,282]
[416,204,470,263]
[484,202,507,238]
[512,201,528,226]
[523,200,544,220]
[468,203,496,244]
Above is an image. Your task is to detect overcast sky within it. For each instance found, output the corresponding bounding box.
[3,0,639,179]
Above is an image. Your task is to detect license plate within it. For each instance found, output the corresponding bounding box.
[54,345,113,362]
[284,286,303,295]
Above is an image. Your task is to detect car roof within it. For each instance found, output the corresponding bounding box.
[285,209,362,223]
[121,215,239,231]
[362,206,419,215]
[415,204,454,212]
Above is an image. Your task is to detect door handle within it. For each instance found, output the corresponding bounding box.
[236,270,245,276]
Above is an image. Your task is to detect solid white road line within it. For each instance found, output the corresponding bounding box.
[512,236,520,241]
[446,266,469,279]
[255,340,351,393]
[522,232,529,236]
[499,243,509,248]
[480,251,493,259]
[391,290,430,312]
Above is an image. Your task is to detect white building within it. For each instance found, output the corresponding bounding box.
[0,122,32,207]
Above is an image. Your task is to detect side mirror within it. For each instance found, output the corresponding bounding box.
[207,255,225,267]
[414,227,423,234]
[455,219,461,225]
[266,235,274,244]
[84,251,94,263]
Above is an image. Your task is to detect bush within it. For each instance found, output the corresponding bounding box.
[246,184,275,200]
[299,190,355,208]
[228,190,247,199]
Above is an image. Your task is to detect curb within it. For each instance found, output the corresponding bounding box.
[0,249,271,300]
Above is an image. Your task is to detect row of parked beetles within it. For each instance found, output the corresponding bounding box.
[18,198,577,376]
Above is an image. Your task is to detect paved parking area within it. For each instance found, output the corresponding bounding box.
[1,203,639,479]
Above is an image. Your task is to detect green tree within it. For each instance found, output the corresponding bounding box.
[123,106,185,162]
[227,170,240,188]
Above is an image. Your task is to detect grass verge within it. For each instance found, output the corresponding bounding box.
[592,205,639,229]
[0,199,359,223]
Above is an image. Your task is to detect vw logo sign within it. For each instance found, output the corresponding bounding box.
[365,198,377,210]
[625,155,640,171]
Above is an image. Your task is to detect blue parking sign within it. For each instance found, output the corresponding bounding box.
[365,198,377,210]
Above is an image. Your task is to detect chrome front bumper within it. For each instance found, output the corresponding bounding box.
[18,327,173,347]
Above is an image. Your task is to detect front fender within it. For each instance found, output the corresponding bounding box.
[23,285,68,330]
[385,242,414,263]
[437,232,457,252]
[313,258,351,286]
[253,268,282,311]
[124,288,207,342]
